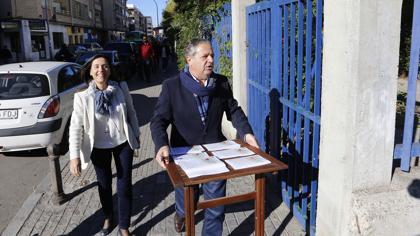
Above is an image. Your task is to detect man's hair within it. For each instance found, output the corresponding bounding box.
[184,38,211,58]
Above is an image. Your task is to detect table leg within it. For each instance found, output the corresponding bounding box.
[184,186,195,236]
[255,174,265,236]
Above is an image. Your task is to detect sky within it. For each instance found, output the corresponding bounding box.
[127,0,168,27]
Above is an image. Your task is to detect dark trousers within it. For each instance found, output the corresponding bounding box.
[161,57,168,71]
[175,180,226,236]
[140,59,152,82]
[90,141,134,230]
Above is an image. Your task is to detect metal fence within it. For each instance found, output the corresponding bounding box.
[394,0,420,172]
[247,0,323,235]
[210,3,232,78]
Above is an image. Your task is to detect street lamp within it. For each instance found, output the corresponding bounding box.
[152,0,159,27]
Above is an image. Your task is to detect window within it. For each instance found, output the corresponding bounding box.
[72,2,82,19]
[0,74,50,99]
[81,4,88,19]
[53,32,64,49]
[57,66,82,92]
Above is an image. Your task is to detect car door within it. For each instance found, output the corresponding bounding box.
[56,65,85,125]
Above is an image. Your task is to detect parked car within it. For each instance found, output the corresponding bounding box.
[78,42,103,51]
[67,44,87,55]
[75,50,120,66]
[75,50,132,81]
[0,62,86,153]
[103,42,137,72]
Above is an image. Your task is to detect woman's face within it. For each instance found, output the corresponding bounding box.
[90,57,110,86]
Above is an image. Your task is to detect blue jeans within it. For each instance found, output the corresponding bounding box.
[90,141,133,230]
[175,180,226,236]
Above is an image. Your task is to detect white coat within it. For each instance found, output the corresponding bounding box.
[69,81,140,169]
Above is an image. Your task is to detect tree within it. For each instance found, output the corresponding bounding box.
[161,0,230,69]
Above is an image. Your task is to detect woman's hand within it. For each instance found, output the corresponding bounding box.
[70,158,82,177]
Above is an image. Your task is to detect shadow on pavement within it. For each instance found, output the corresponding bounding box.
[130,94,158,127]
[66,171,173,235]
[126,60,179,91]
[408,179,420,199]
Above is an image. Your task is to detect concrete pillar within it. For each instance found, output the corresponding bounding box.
[232,0,255,114]
[316,0,402,235]
[19,20,32,61]
[222,0,256,140]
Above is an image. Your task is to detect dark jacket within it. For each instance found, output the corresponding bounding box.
[150,73,253,152]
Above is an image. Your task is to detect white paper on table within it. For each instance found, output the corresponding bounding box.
[211,147,254,159]
[224,155,271,170]
[173,152,229,178]
[170,145,205,156]
[202,140,241,151]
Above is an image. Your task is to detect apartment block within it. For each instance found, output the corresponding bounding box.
[0,0,128,61]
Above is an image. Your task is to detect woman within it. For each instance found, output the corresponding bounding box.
[69,54,140,236]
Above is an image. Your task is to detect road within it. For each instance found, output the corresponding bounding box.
[0,149,50,233]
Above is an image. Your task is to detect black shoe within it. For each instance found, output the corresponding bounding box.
[118,228,132,236]
[99,218,113,236]
[174,213,185,233]
[99,228,110,236]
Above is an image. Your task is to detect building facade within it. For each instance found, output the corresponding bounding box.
[145,16,153,36]
[0,0,128,62]
[102,0,127,42]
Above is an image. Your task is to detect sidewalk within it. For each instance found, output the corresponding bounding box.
[2,64,304,236]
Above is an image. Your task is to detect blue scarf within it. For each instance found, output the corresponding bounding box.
[180,71,216,125]
[94,85,114,115]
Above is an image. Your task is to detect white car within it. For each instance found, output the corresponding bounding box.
[0,61,86,153]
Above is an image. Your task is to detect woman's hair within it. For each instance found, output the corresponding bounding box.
[81,54,114,83]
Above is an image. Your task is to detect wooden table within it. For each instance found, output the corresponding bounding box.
[165,140,288,236]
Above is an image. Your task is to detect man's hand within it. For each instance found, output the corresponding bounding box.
[155,145,170,169]
[70,158,81,177]
[244,134,260,149]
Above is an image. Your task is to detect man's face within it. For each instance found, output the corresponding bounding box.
[187,42,214,81]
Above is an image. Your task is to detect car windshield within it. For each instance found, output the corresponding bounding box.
[104,43,131,53]
[76,52,114,65]
[79,43,91,48]
[0,73,50,100]
[76,52,99,65]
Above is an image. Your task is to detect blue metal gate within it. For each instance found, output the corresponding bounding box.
[210,3,232,78]
[394,0,420,172]
[247,0,323,235]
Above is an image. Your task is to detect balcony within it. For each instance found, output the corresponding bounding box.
[95,3,102,11]
[54,8,71,16]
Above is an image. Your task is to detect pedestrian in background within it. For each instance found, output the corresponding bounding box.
[152,39,160,73]
[150,38,259,236]
[54,44,74,62]
[160,40,171,73]
[69,54,140,236]
[139,36,153,82]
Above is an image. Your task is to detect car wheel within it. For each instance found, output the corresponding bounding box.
[58,122,70,155]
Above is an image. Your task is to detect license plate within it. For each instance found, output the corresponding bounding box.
[0,109,18,119]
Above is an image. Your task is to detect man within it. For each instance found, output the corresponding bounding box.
[160,40,171,72]
[139,36,153,82]
[150,38,259,236]
[54,44,74,62]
